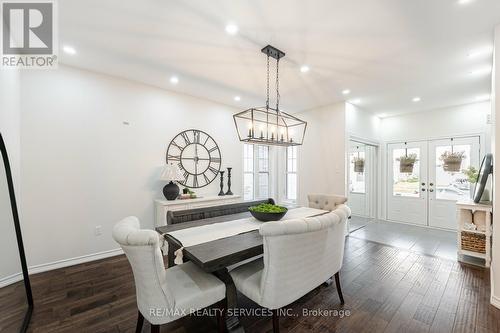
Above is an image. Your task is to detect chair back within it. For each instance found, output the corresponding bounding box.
[258,207,349,309]
[112,217,173,316]
[307,194,347,211]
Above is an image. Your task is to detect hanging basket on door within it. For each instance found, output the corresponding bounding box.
[352,157,365,173]
[440,151,465,172]
[397,153,418,173]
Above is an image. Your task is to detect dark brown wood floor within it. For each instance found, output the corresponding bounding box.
[3,237,500,333]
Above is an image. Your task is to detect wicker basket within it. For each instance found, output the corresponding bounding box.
[461,231,486,253]
[399,161,415,173]
[354,160,365,173]
[443,159,462,172]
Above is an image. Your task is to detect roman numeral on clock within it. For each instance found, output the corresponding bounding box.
[208,166,219,175]
[181,132,191,145]
[167,154,180,162]
[193,176,199,188]
[208,146,218,153]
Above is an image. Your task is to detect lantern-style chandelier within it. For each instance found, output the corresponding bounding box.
[233,45,307,146]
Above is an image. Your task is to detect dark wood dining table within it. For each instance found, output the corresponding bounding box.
[156,211,263,332]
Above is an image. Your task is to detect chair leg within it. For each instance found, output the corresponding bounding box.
[272,309,280,333]
[335,272,345,304]
[151,324,160,333]
[135,310,144,333]
[216,299,227,333]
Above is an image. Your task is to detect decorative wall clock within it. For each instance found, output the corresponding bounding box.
[166,129,221,188]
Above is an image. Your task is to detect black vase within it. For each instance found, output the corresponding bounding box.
[163,181,179,200]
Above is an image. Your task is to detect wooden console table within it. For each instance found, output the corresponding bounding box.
[154,195,241,227]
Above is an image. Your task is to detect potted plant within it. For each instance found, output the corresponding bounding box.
[397,153,418,173]
[463,166,478,199]
[352,156,365,173]
[249,203,288,222]
[440,151,465,172]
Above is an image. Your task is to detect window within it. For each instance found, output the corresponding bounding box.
[243,144,270,200]
[349,151,366,194]
[286,146,297,201]
[243,144,254,200]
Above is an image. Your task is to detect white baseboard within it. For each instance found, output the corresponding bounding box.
[28,248,124,275]
[491,294,500,309]
[0,272,23,288]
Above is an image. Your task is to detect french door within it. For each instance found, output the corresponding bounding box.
[387,136,480,230]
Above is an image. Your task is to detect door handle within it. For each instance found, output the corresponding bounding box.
[422,188,426,191]
[421,183,426,186]
[429,183,434,186]
[429,189,434,192]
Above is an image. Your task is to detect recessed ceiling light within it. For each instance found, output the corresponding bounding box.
[63,45,76,55]
[169,76,179,85]
[234,96,241,102]
[458,0,474,4]
[377,113,388,118]
[412,97,421,102]
[350,99,361,104]
[476,94,491,101]
[300,65,310,73]
[342,89,351,95]
[225,23,238,35]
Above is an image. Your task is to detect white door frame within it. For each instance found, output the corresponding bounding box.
[384,133,484,230]
[347,135,379,219]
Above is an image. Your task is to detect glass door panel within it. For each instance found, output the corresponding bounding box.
[392,147,421,198]
[434,144,471,201]
[387,142,427,226]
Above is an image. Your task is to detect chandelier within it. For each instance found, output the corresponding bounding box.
[233,45,307,147]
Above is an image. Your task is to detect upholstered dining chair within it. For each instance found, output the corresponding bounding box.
[229,206,350,333]
[112,217,227,333]
[307,193,348,211]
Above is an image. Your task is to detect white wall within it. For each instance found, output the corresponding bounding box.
[377,102,491,220]
[20,66,243,268]
[380,102,491,149]
[297,102,347,206]
[491,24,500,309]
[346,103,381,142]
[0,70,23,284]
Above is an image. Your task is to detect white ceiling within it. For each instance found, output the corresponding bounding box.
[59,0,500,116]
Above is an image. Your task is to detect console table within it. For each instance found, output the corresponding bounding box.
[154,195,241,227]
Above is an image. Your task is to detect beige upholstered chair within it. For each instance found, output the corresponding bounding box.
[307,193,347,211]
[112,217,226,333]
[230,206,350,332]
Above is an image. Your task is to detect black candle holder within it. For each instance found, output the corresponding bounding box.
[226,167,233,195]
[218,171,225,196]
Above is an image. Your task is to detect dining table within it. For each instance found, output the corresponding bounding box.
[155,206,328,332]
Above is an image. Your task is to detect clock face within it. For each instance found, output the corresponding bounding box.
[166,129,221,188]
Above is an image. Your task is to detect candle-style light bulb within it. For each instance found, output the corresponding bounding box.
[270,126,275,140]
[280,127,285,142]
[247,122,253,138]
[259,124,265,139]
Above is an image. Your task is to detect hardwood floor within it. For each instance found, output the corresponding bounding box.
[4,237,499,333]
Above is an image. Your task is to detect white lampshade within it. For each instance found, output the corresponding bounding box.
[160,164,185,182]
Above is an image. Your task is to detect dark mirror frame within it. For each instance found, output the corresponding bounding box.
[473,153,493,203]
[0,133,33,332]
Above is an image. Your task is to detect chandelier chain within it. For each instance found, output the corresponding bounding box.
[266,54,270,110]
[276,58,280,111]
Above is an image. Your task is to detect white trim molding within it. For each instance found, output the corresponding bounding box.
[0,272,23,288]
[28,248,124,275]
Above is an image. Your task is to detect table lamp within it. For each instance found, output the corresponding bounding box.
[160,164,185,200]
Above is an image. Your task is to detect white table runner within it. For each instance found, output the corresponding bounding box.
[167,207,327,247]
